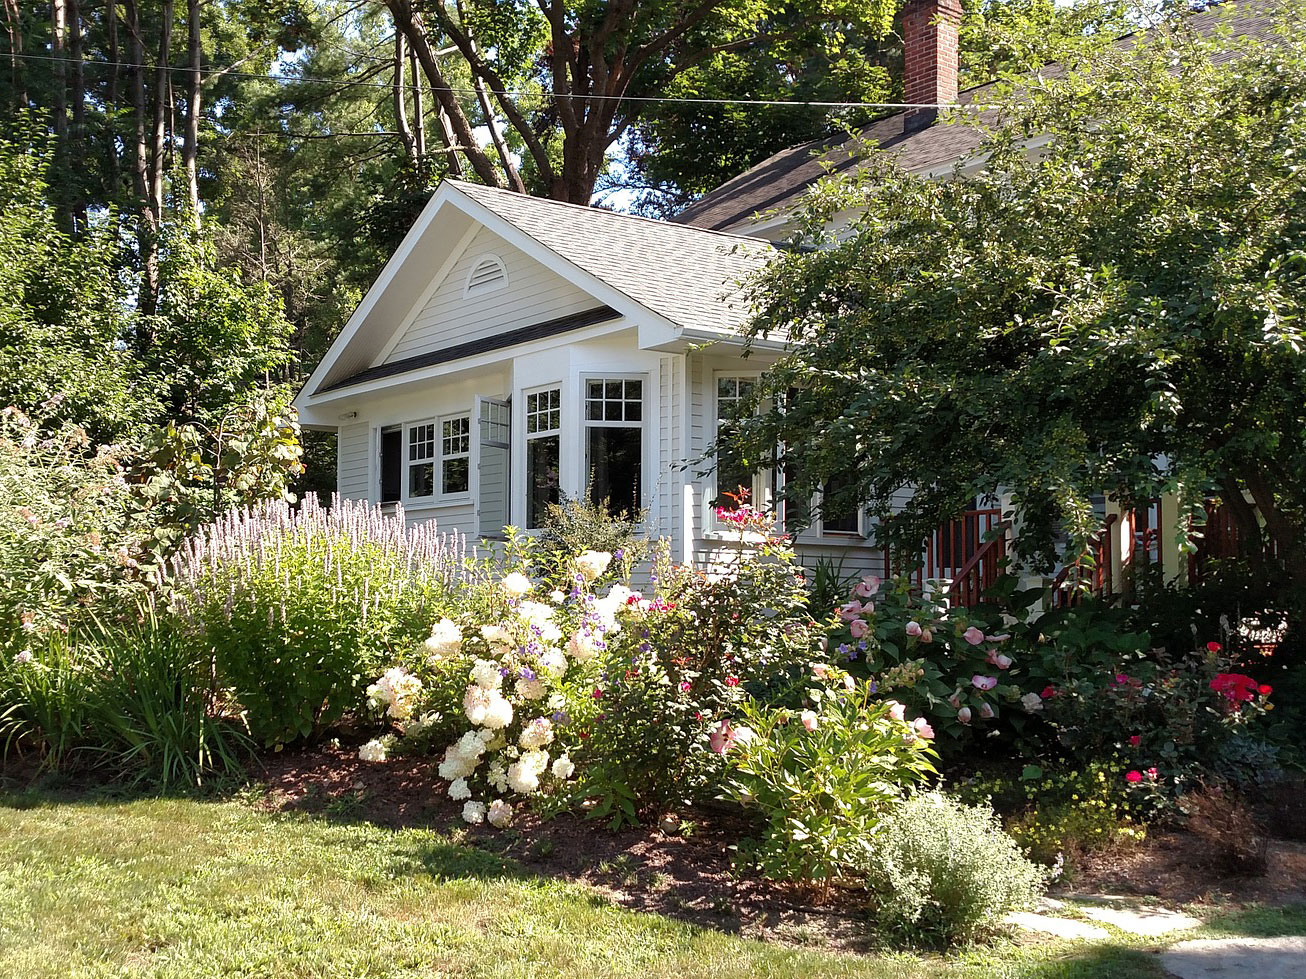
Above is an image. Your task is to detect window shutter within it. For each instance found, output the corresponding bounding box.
[477,397,511,536]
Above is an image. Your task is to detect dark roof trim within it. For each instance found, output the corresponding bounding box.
[319,305,621,393]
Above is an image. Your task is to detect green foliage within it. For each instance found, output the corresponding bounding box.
[0,611,252,788]
[861,792,1048,946]
[736,1,1306,600]
[172,496,468,747]
[959,0,1134,86]
[0,408,151,644]
[958,760,1144,867]
[725,666,937,885]
[536,494,650,586]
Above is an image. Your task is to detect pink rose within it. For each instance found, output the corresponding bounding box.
[962,626,985,646]
[920,629,933,644]
[838,601,864,621]
[853,576,881,599]
[849,618,869,638]
[957,706,973,724]
[800,709,819,731]
[886,700,906,722]
[912,717,935,740]
[971,674,997,691]
[905,621,923,637]
[993,654,1012,670]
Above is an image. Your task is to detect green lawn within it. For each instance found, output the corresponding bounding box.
[0,789,1301,979]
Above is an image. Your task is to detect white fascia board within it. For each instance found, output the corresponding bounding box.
[298,316,635,415]
[294,181,466,414]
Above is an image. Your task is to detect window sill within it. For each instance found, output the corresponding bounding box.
[402,496,473,512]
[701,529,769,545]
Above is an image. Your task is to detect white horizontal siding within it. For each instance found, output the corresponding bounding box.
[385,226,599,363]
[406,503,476,540]
[337,423,371,500]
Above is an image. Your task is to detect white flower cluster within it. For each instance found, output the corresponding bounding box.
[439,729,494,780]
[366,666,423,720]
[576,550,612,581]
[423,617,463,662]
[518,716,554,750]
[358,738,388,763]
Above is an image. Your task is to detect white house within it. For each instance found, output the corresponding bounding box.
[292,180,883,573]
[295,0,1266,590]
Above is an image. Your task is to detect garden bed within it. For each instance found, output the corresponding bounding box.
[255,740,872,950]
[254,740,1306,952]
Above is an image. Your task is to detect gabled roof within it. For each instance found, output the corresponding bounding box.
[295,179,777,411]
[452,181,775,334]
[674,0,1282,234]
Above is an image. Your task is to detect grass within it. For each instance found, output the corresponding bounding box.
[0,788,1301,979]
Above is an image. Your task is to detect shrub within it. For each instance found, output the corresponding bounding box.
[0,609,252,787]
[170,495,471,747]
[861,792,1048,946]
[724,664,937,886]
[535,494,650,585]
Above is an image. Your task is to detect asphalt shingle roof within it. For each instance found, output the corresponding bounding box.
[674,0,1283,234]
[452,180,776,334]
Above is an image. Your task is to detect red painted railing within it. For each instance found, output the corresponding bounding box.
[885,508,1008,606]
[1050,513,1119,607]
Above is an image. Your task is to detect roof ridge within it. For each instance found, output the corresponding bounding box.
[446,179,776,247]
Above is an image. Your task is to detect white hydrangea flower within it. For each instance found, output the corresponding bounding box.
[538,648,568,678]
[487,799,514,828]
[567,629,600,663]
[365,667,423,720]
[482,691,513,730]
[551,754,575,780]
[463,684,493,726]
[470,658,504,691]
[501,572,533,598]
[506,761,541,794]
[549,589,567,604]
[358,739,387,763]
[516,600,555,624]
[448,777,471,801]
[576,550,612,581]
[462,800,487,825]
[488,761,509,793]
[518,716,554,750]
[480,623,513,655]
[515,676,548,701]
[423,618,463,662]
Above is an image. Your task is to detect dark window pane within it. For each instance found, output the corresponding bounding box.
[443,457,469,495]
[822,475,860,534]
[588,380,603,400]
[410,462,434,498]
[381,429,402,503]
[526,435,560,528]
[588,426,642,519]
[587,400,602,421]
[605,400,623,421]
[605,380,622,400]
[625,379,642,401]
[712,424,751,508]
[626,399,641,422]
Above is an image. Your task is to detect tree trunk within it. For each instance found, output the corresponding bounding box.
[2,0,25,108]
[67,0,85,227]
[50,0,67,142]
[105,0,120,196]
[150,0,174,223]
[183,0,201,229]
[393,28,417,168]
[124,0,159,320]
[407,41,426,168]
[455,0,523,192]
[385,0,503,187]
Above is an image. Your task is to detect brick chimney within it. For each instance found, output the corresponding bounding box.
[902,0,962,134]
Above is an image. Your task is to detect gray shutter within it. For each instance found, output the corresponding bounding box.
[477,397,511,536]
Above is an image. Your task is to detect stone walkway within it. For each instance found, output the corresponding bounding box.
[1003,896,1306,979]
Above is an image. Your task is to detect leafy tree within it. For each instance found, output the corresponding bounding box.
[388,0,904,203]
[732,3,1306,601]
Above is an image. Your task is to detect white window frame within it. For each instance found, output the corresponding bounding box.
[403,419,437,504]
[523,384,563,530]
[581,373,648,517]
[438,411,472,502]
[711,371,771,527]
[817,479,866,539]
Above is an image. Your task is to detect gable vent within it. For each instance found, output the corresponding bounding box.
[464,254,508,296]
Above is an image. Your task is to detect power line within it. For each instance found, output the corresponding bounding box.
[2,50,950,110]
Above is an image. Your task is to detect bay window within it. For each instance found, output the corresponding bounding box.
[407,421,436,500]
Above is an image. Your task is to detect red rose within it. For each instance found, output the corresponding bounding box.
[1259,684,1273,696]
[1125,770,1143,783]
[1041,686,1057,699]
[592,688,604,699]
[725,677,740,687]
[1129,735,1142,747]
[1207,641,1223,653]
[1210,673,1258,704]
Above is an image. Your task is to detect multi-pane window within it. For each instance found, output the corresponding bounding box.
[585,378,643,519]
[525,388,561,528]
[714,375,756,508]
[821,472,861,535]
[407,422,436,499]
[441,414,471,496]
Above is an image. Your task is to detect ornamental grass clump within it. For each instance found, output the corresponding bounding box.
[862,792,1048,946]
[169,494,473,747]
